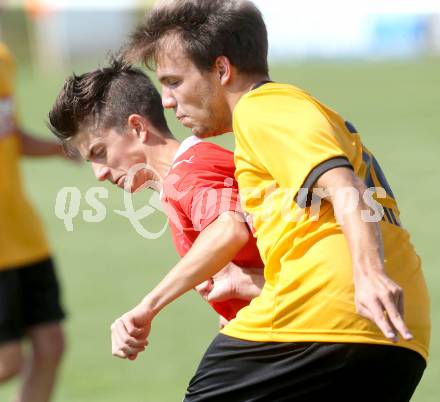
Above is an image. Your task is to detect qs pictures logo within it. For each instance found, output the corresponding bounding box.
[54,164,169,240]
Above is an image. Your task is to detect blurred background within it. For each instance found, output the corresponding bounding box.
[0,0,439,401]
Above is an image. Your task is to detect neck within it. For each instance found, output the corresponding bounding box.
[146,131,180,187]
[225,73,271,118]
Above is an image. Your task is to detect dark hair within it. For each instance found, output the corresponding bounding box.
[126,0,268,75]
[48,57,169,149]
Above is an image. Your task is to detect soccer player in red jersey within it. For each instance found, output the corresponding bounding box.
[48,59,264,340]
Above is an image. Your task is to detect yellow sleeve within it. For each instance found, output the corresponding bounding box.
[0,43,20,141]
[0,42,15,95]
[233,90,353,206]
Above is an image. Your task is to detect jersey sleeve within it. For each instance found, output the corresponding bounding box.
[177,170,244,232]
[233,92,353,207]
[0,44,21,140]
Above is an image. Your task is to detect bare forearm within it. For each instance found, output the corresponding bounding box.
[18,130,63,157]
[111,213,251,361]
[332,180,385,274]
[142,212,249,316]
[316,167,384,273]
[316,166,411,340]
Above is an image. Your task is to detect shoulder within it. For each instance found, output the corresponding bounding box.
[236,83,309,113]
[192,142,234,163]
[234,83,337,140]
[163,142,233,196]
[0,43,14,69]
[173,142,234,175]
[0,42,12,59]
[0,43,15,95]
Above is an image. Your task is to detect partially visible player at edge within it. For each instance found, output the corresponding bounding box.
[0,41,66,402]
[47,59,265,332]
[114,0,430,400]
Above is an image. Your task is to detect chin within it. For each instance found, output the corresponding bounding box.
[193,127,229,138]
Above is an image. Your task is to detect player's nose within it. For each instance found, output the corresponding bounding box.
[92,162,110,182]
[162,87,177,109]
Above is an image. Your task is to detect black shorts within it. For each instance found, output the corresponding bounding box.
[184,333,426,402]
[0,257,65,343]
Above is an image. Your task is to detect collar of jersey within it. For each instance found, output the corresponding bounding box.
[160,135,202,201]
[171,135,202,165]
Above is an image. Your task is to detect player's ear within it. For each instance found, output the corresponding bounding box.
[128,114,149,143]
[215,56,232,86]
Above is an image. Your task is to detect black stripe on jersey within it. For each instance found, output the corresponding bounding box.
[295,156,353,208]
[362,151,374,188]
[345,121,358,134]
[384,208,393,224]
[388,209,401,227]
[251,80,273,91]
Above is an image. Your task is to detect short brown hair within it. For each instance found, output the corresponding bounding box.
[48,57,169,150]
[126,0,268,75]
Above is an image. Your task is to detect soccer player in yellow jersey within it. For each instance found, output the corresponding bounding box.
[0,41,66,402]
[117,1,430,400]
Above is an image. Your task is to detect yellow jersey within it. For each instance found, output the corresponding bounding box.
[0,42,49,269]
[222,82,430,361]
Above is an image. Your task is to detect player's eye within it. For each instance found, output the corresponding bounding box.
[166,78,180,88]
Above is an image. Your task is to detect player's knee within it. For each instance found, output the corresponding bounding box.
[0,360,22,383]
[0,346,24,383]
[32,325,66,367]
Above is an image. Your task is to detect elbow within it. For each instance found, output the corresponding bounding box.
[234,222,251,249]
[221,211,250,249]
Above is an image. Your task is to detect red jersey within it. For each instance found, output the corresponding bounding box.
[161,136,263,320]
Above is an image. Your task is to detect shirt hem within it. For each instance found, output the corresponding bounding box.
[0,249,51,271]
[220,327,429,362]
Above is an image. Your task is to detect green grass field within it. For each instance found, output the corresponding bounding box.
[1,58,439,401]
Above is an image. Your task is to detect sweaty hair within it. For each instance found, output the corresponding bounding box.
[126,0,268,75]
[48,57,170,149]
